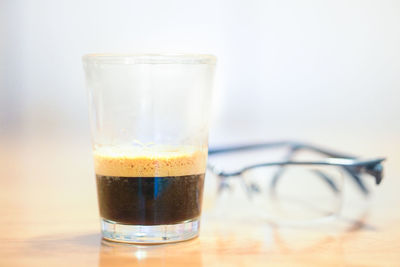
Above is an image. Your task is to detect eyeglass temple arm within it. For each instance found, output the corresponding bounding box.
[288,143,370,194]
[219,158,384,179]
[294,144,387,194]
[208,141,355,158]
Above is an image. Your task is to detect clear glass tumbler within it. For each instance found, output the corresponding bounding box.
[82,54,216,243]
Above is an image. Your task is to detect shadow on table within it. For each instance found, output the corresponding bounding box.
[98,238,204,266]
[25,232,204,266]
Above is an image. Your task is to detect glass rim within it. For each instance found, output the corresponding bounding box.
[82,53,217,65]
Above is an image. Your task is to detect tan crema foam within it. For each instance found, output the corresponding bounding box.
[93,145,207,177]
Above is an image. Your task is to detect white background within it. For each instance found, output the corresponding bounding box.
[1,0,399,146]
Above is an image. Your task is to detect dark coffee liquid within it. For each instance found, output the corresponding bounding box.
[96,174,205,225]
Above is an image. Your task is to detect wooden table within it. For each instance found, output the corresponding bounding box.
[1,133,399,266]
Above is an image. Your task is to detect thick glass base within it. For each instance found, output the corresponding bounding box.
[101,218,200,244]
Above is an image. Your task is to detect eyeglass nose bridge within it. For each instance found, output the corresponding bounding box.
[216,175,232,194]
[215,173,259,200]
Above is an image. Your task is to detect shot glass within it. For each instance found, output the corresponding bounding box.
[82,54,216,243]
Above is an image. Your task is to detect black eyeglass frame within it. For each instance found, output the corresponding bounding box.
[207,141,385,195]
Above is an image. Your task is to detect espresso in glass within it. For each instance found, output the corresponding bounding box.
[83,53,216,243]
[94,146,206,227]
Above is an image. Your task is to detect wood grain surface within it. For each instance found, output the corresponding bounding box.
[1,133,399,266]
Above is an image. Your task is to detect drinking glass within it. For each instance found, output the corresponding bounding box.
[82,54,216,243]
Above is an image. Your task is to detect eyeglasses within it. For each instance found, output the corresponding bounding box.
[206,141,385,224]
